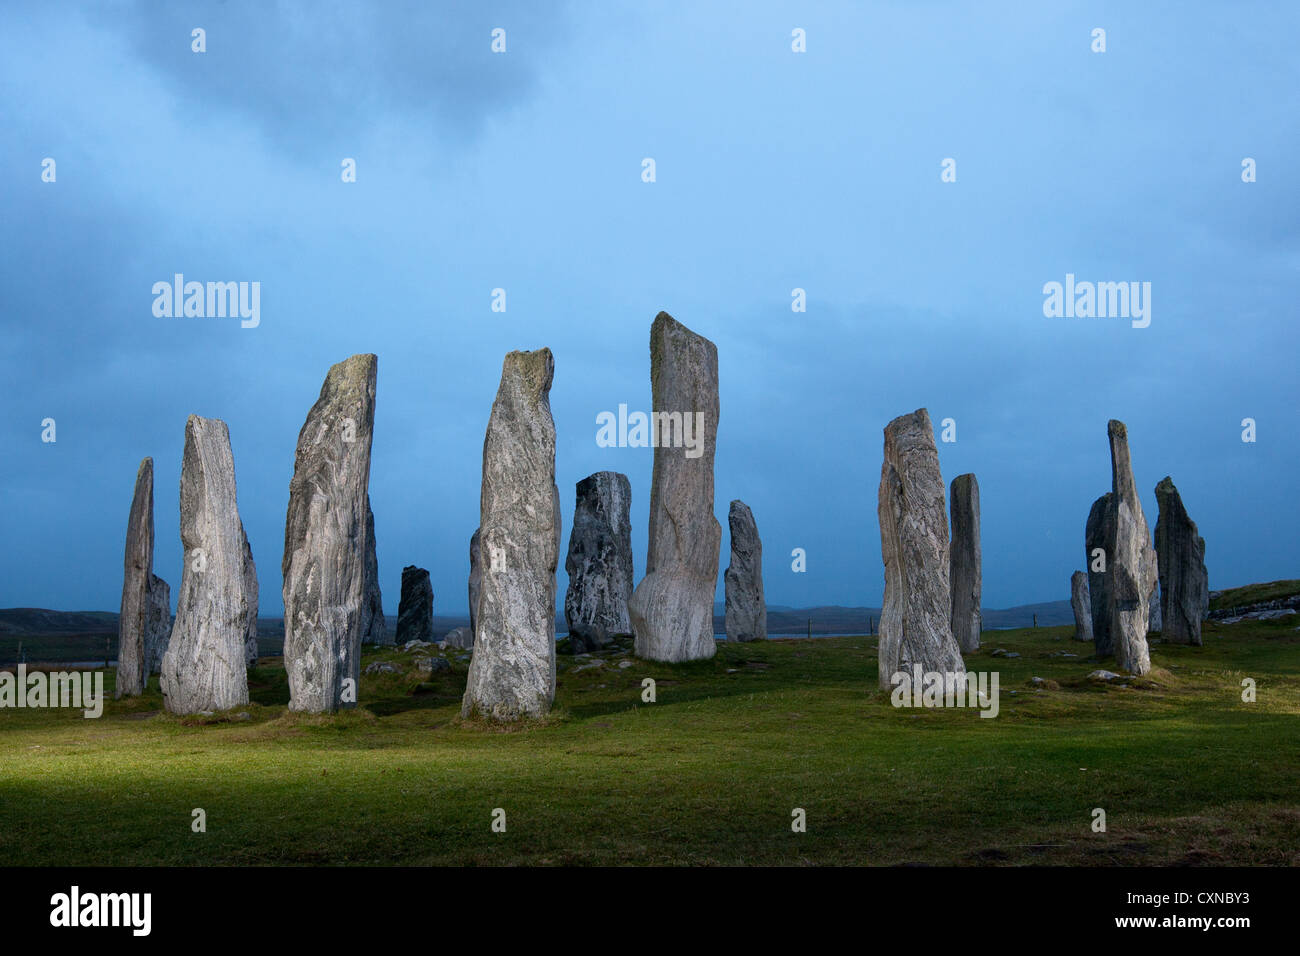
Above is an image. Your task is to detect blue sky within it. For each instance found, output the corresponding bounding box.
[2,1,1296,615]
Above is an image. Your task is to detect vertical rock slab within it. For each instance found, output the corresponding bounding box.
[876,409,965,689]
[564,472,634,652]
[1154,476,1208,646]
[1148,580,1162,633]
[161,415,250,714]
[1085,492,1114,656]
[241,528,258,666]
[396,566,434,645]
[1070,571,1093,643]
[1105,420,1158,675]
[117,457,155,697]
[462,348,561,720]
[468,528,482,643]
[360,497,390,645]
[628,312,721,662]
[144,573,171,676]
[948,473,981,653]
[723,499,766,643]
[282,353,378,713]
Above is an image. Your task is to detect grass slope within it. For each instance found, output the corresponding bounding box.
[1,619,1298,866]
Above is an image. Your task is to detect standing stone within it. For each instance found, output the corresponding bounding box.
[948,473,981,653]
[564,472,634,652]
[876,408,965,689]
[144,574,171,675]
[1104,420,1158,675]
[1154,476,1208,646]
[241,528,258,666]
[282,354,378,713]
[396,566,434,645]
[1085,492,1114,656]
[360,497,390,645]
[468,529,482,643]
[1148,580,1162,633]
[462,348,561,720]
[1070,571,1093,643]
[117,457,155,697]
[160,416,250,714]
[628,312,721,663]
[444,626,473,649]
[723,500,766,643]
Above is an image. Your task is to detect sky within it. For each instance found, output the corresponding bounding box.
[1,1,1297,616]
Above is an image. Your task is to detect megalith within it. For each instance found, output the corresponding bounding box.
[1070,571,1093,643]
[396,566,434,645]
[564,471,634,652]
[948,473,981,653]
[1154,476,1209,646]
[723,499,766,643]
[117,457,156,697]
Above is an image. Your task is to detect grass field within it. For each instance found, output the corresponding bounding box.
[2,617,1298,866]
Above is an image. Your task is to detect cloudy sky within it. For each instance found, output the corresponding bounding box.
[2,1,1296,616]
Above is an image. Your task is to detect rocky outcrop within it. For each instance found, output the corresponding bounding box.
[161,415,251,714]
[462,348,561,720]
[1103,421,1158,675]
[144,574,171,675]
[876,408,965,689]
[1154,476,1208,646]
[628,313,721,662]
[1070,571,1092,643]
[1085,492,1114,656]
[117,457,156,697]
[360,497,390,645]
[564,472,634,652]
[948,473,981,653]
[723,500,766,643]
[240,529,258,666]
[468,528,481,641]
[396,566,434,645]
[282,354,378,713]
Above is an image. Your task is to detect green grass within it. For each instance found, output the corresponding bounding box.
[2,619,1298,866]
[1209,579,1300,612]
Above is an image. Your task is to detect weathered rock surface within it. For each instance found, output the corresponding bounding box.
[443,626,473,649]
[723,499,766,643]
[241,528,258,666]
[396,566,434,645]
[468,528,482,641]
[1154,476,1208,646]
[876,408,965,689]
[1148,580,1162,633]
[161,415,251,714]
[282,353,378,713]
[117,457,155,697]
[360,497,390,645]
[564,472,634,652]
[462,348,561,720]
[1070,571,1093,643]
[628,313,721,662]
[948,473,981,653]
[1085,492,1114,656]
[144,574,171,675]
[1103,420,1158,675]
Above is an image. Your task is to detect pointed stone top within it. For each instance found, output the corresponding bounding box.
[951,472,978,492]
[500,348,554,395]
[137,456,154,477]
[1107,419,1127,440]
[729,499,752,517]
[886,407,932,432]
[1156,475,1177,494]
[650,311,717,356]
[320,353,378,399]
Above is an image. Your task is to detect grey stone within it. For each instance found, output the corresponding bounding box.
[628,312,721,663]
[1070,570,1093,643]
[443,626,473,649]
[1087,669,1122,682]
[282,353,378,713]
[360,496,390,645]
[240,528,258,667]
[462,348,561,720]
[1148,580,1162,633]
[876,408,965,690]
[1103,421,1158,675]
[723,499,766,643]
[468,528,482,643]
[1154,476,1208,646]
[143,573,171,676]
[117,457,155,697]
[948,473,981,653]
[364,661,400,675]
[1256,609,1297,621]
[1085,492,1114,656]
[160,415,251,714]
[564,472,634,652]
[396,566,434,645]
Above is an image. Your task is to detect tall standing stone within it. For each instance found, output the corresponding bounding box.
[468,528,482,642]
[723,500,766,643]
[564,472,634,652]
[1085,492,1114,656]
[948,473,981,653]
[1148,580,1162,633]
[117,457,156,697]
[877,408,965,689]
[1104,420,1158,675]
[462,348,561,720]
[1070,571,1093,643]
[282,354,377,713]
[628,312,721,663]
[360,497,390,645]
[160,416,250,714]
[144,574,171,675]
[241,528,258,666]
[396,566,434,645]
[1154,476,1208,646]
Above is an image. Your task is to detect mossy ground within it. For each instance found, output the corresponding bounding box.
[2,619,1298,866]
